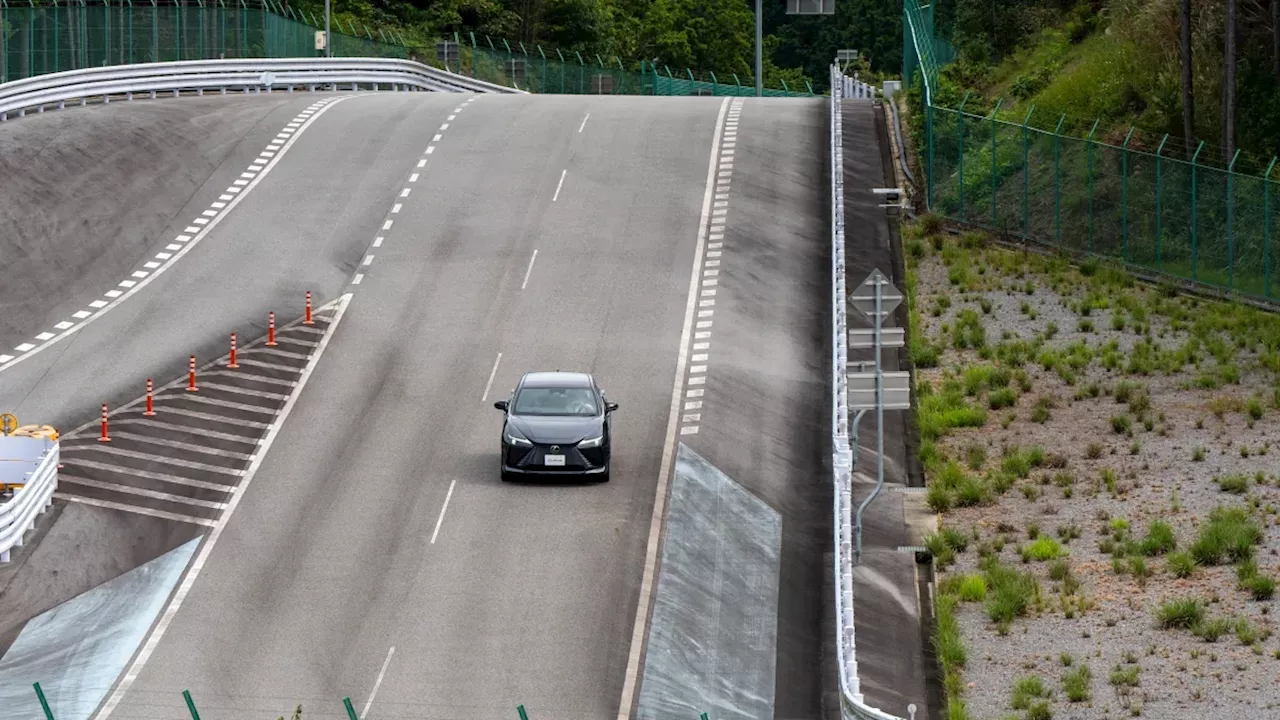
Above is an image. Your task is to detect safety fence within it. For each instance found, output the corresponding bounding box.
[20,682,726,719]
[0,0,815,96]
[901,0,1280,301]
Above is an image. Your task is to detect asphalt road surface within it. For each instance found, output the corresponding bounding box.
[93,93,723,720]
[2,91,835,720]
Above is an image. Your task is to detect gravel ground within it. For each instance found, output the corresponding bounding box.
[907,228,1280,720]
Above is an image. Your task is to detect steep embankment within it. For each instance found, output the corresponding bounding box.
[0,95,302,352]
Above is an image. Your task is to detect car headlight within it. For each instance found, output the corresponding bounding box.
[504,427,532,446]
[578,433,604,449]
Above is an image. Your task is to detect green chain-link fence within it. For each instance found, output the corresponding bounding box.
[0,0,404,82]
[902,0,1280,301]
[1,0,815,96]
[404,33,814,96]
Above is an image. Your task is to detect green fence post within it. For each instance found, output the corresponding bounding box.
[1266,157,1277,299]
[538,46,546,93]
[732,72,740,94]
[781,79,790,93]
[182,690,201,720]
[805,80,814,94]
[989,98,1003,228]
[557,48,565,92]
[926,99,935,208]
[1228,148,1240,291]
[1121,126,1135,261]
[1052,113,1065,247]
[616,56,625,93]
[576,51,584,93]
[700,714,711,720]
[342,697,358,720]
[1020,105,1035,238]
[710,71,718,95]
[517,704,530,720]
[1190,140,1205,280]
[33,682,55,720]
[1155,133,1169,270]
[1085,118,1099,252]
[955,91,972,221]
[470,32,478,80]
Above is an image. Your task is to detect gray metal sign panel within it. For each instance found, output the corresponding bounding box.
[847,371,911,410]
[849,268,903,321]
[787,0,834,14]
[848,327,905,349]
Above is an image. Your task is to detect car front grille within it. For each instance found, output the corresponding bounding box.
[509,442,600,470]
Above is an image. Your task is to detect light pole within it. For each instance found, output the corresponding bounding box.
[324,0,331,57]
[755,0,763,97]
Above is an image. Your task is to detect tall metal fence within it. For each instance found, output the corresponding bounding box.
[1,0,815,97]
[902,0,1280,301]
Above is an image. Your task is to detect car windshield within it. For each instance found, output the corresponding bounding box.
[512,387,598,416]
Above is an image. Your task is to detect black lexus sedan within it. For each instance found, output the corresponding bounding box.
[494,371,618,482]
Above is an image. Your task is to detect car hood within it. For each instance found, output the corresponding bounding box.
[508,415,603,444]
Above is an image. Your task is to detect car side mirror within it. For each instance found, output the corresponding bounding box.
[494,400,508,411]
[606,402,619,412]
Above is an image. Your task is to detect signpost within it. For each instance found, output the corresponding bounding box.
[847,268,907,561]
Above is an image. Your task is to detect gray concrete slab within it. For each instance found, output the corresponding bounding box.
[841,100,931,719]
[677,97,834,720]
[635,443,782,720]
[0,537,198,720]
[102,94,730,720]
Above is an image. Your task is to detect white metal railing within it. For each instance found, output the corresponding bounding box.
[0,437,59,564]
[840,74,877,100]
[0,57,524,121]
[830,63,910,720]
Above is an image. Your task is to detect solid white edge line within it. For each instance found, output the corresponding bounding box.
[92,293,354,720]
[480,352,503,402]
[359,646,397,720]
[614,96,730,720]
[552,169,567,202]
[520,249,539,290]
[0,97,352,376]
[429,480,457,545]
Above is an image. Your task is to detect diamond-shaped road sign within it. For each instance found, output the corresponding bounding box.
[849,268,903,323]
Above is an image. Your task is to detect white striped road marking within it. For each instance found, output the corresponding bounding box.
[481,353,503,402]
[359,647,397,720]
[59,475,228,510]
[1,97,345,375]
[578,113,590,133]
[521,250,539,290]
[426,146,434,154]
[400,188,410,197]
[429,480,457,545]
[616,96,731,720]
[553,169,567,202]
[95,294,352,720]
[54,494,217,526]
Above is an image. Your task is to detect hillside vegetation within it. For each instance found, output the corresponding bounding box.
[927,0,1280,171]
[282,0,902,91]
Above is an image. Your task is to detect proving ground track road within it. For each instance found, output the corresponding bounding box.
[95,95,734,720]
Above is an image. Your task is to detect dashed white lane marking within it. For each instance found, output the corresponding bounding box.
[578,113,590,133]
[94,294,354,720]
[1,96,347,375]
[615,95,732,720]
[481,352,503,402]
[521,249,539,290]
[676,96,743,438]
[359,646,397,719]
[429,480,457,545]
[553,169,567,202]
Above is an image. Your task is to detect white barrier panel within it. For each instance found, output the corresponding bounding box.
[829,63,910,720]
[0,436,59,563]
[0,57,523,121]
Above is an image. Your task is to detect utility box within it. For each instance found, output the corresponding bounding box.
[314,31,327,51]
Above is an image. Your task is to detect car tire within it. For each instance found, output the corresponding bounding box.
[501,470,514,483]
[596,470,610,483]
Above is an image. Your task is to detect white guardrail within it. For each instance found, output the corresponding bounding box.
[0,57,524,121]
[830,63,909,720]
[0,436,60,564]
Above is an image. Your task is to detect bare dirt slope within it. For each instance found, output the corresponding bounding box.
[907,222,1280,720]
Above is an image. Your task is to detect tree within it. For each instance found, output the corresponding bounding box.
[1224,0,1238,162]
[1180,0,1194,157]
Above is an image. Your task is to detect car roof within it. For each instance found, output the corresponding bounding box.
[519,371,594,389]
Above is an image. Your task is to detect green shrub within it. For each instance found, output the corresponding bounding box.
[1022,536,1066,562]
[1190,506,1262,565]
[1062,663,1092,702]
[1011,675,1048,710]
[1139,520,1176,555]
[957,574,988,601]
[1192,617,1232,642]
[1215,474,1249,494]
[984,562,1039,626]
[989,387,1017,410]
[1156,598,1204,629]
[1166,551,1197,578]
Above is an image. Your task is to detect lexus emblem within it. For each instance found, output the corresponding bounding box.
[550,445,561,453]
